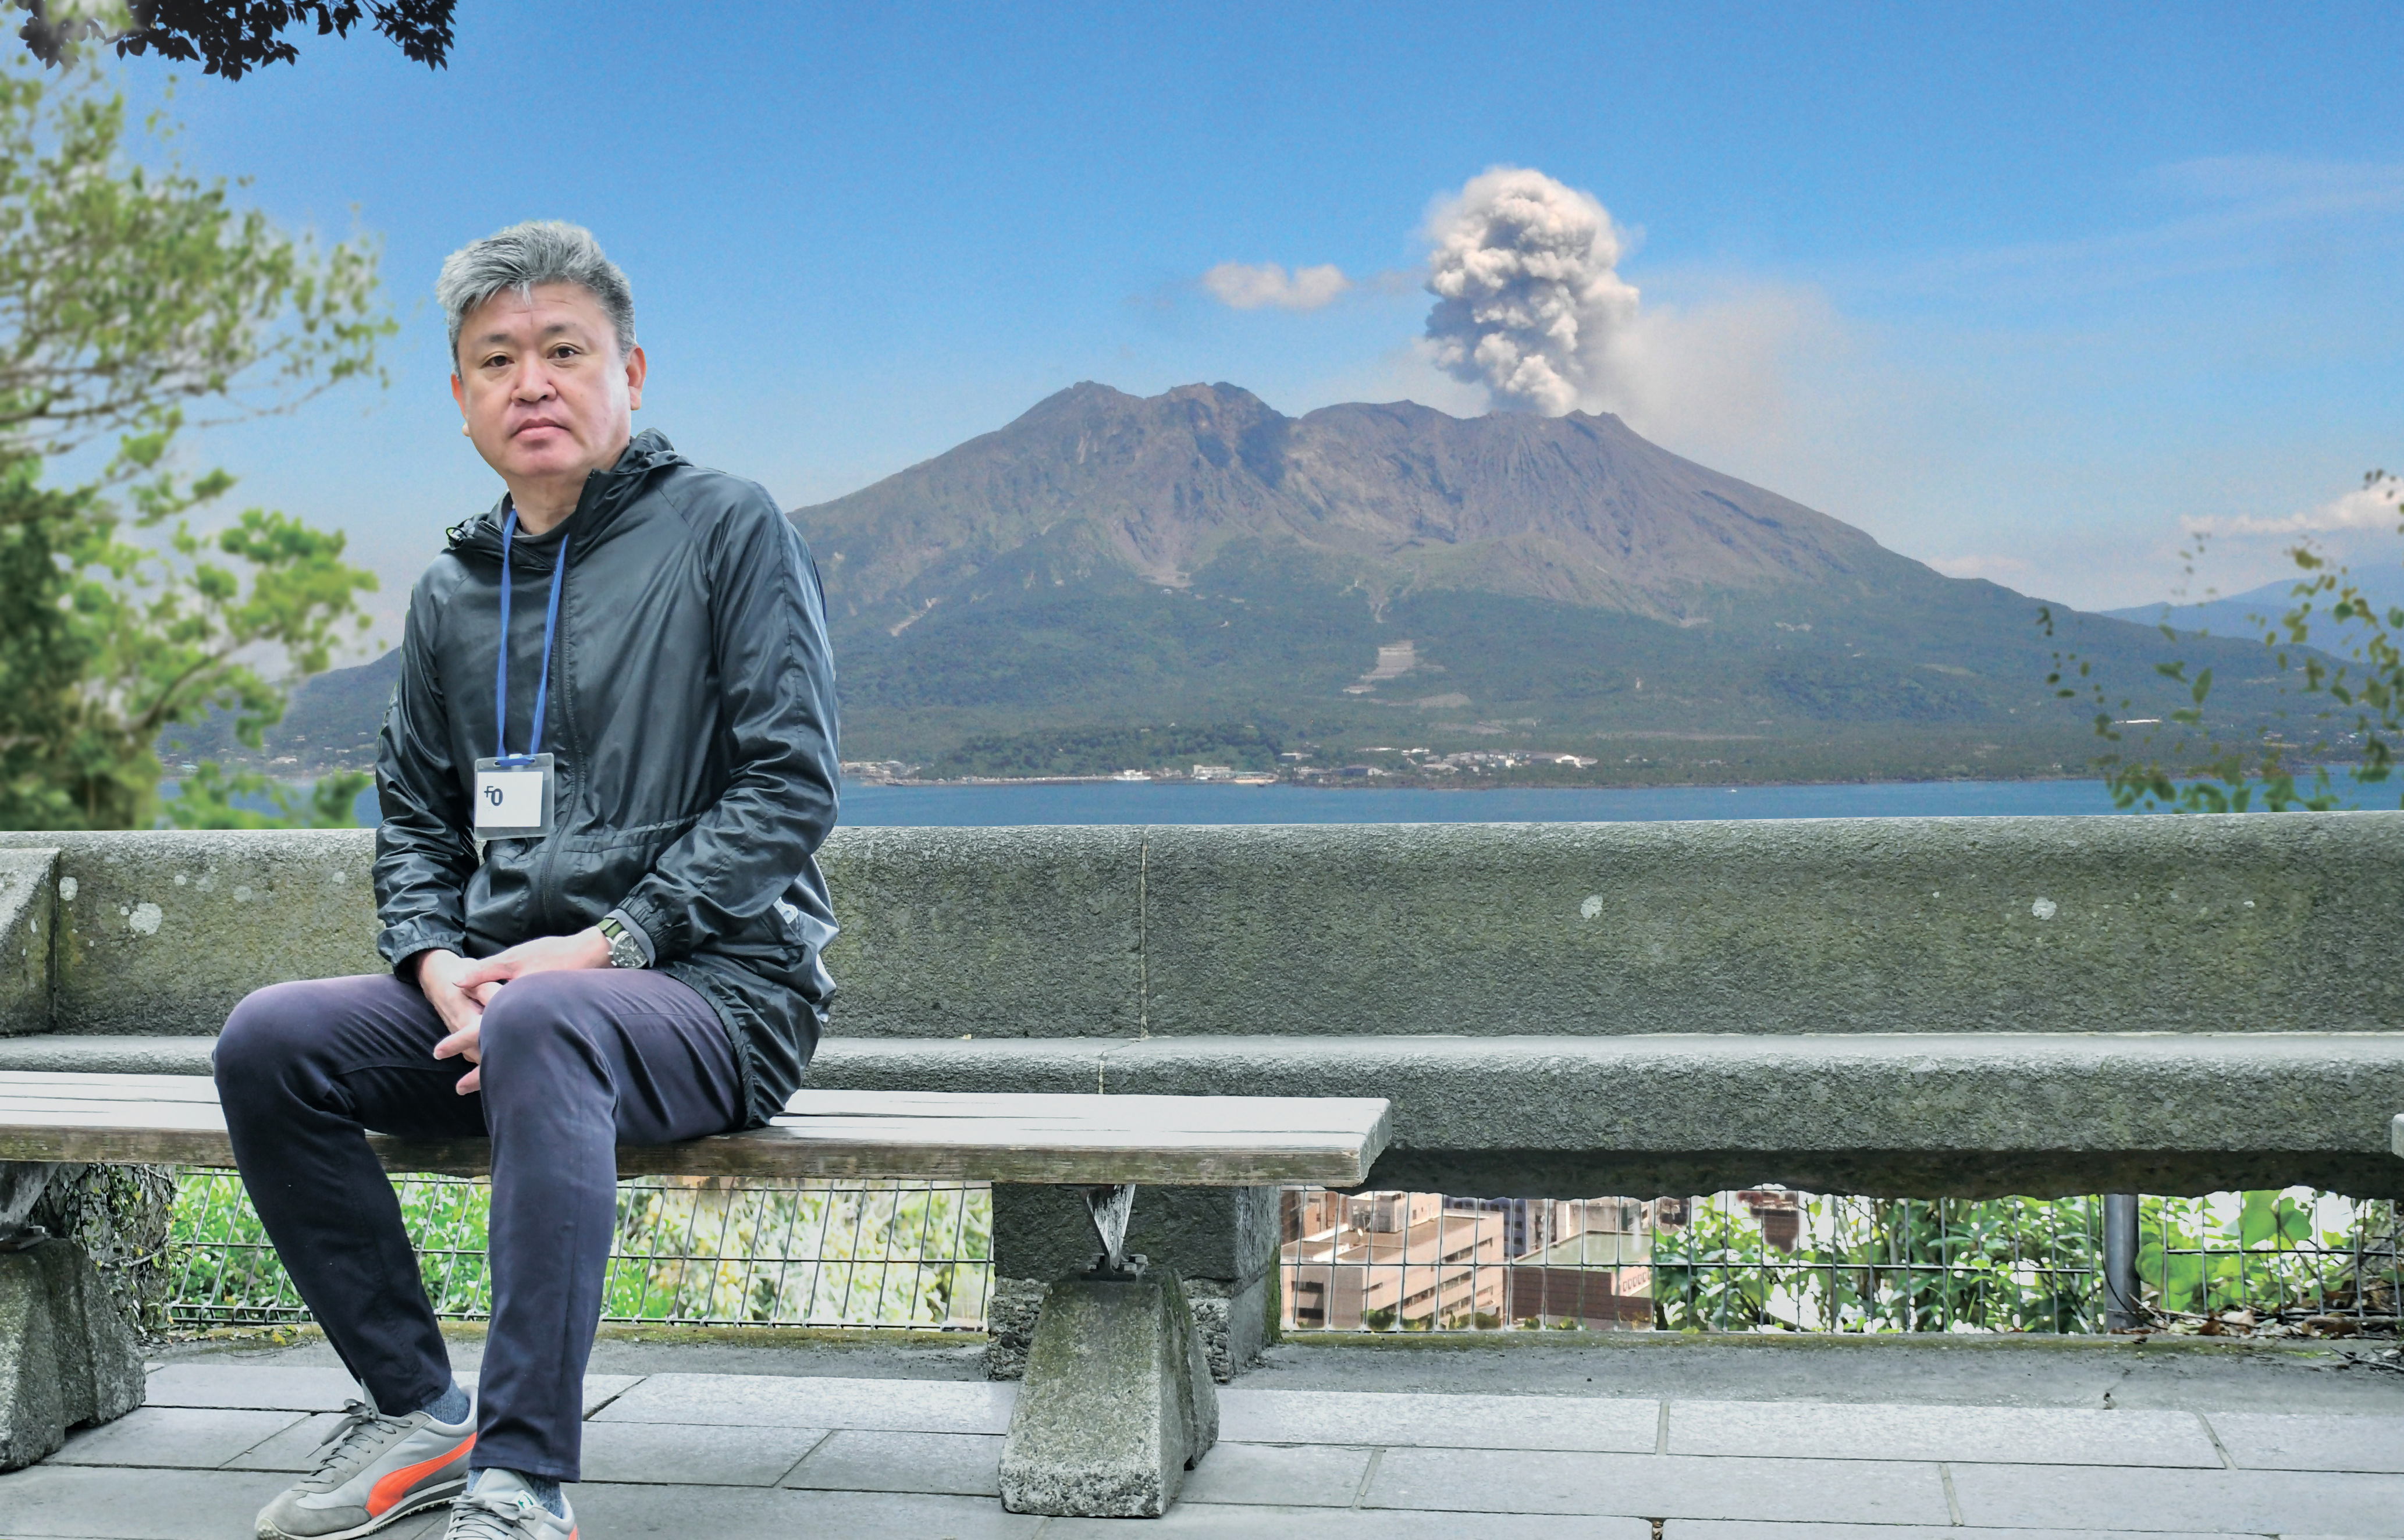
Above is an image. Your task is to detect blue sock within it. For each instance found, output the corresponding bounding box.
[470,1468,566,1518]
[421,1381,471,1425]
[524,1475,564,1517]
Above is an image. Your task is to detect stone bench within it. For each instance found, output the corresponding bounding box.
[0,1073,1388,1516]
[2,817,2401,1386]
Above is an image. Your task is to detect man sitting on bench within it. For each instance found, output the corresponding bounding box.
[212,220,841,1540]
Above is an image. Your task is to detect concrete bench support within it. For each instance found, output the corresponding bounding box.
[0,1232,142,1471]
[998,1259,1219,1517]
[995,1186,1225,1516]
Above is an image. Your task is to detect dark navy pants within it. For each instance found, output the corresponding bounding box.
[214,969,745,1480]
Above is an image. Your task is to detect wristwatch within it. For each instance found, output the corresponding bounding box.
[597,915,647,969]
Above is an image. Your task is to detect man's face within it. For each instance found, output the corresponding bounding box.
[451,282,646,493]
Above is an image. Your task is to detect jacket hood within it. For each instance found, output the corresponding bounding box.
[446,429,687,564]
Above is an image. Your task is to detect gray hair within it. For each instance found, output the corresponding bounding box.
[437,220,636,365]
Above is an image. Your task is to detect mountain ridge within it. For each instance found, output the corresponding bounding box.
[787,382,2293,778]
[796,382,1931,627]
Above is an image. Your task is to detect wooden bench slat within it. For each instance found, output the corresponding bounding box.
[0,1105,1374,1149]
[0,1128,1384,1185]
[766,1120,1372,1150]
[0,1102,230,1125]
[0,1072,224,1101]
[0,1071,1391,1187]
[0,1094,223,1112]
[785,1089,1390,1116]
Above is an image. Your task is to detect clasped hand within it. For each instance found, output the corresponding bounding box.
[417,929,611,1093]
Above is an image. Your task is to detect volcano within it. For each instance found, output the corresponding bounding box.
[789,382,2275,781]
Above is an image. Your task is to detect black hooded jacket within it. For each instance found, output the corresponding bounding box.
[372,431,840,1126]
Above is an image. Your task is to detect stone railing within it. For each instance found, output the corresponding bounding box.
[4,814,2402,1375]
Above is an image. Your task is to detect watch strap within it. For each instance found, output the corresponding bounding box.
[598,913,650,969]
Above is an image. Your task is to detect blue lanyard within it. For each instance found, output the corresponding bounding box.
[494,509,568,766]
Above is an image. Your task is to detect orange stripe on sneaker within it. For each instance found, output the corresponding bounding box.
[366,1434,474,1517]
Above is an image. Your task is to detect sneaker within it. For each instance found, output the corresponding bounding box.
[255,1395,476,1539]
[442,1470,577,1539]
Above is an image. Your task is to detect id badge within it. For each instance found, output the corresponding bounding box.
[472,753,554,839]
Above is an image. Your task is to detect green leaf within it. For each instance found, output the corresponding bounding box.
[0,62,387,831]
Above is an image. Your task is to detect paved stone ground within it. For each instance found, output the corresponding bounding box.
[2,1331,2399,1538]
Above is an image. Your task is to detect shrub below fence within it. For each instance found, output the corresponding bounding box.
[168,1171,993,1331]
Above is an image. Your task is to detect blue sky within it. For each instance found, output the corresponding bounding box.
[92,0,2404,642]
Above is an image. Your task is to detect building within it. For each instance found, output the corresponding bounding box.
[1281,1192,1506,1330]
[1282,1192,1660,1331]
[1502,1227,1655,1329]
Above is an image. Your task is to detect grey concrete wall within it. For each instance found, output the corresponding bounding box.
[0,833,380,1037]
[9,812,2401,1041]
[816,826,1143,1039]
[1134,815,2404,1039]
[0,851,54,1037]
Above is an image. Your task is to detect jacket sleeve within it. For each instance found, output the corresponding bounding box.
[611,490,840,962]
[373,570,477,969]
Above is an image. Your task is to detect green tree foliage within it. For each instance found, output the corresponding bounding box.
[1650,1190,2392,1333]
[162,760,368,830]
[1652,1194,2101,1333]
[0,62,389,829]
[2040,472,2404,813]
[9,1,453,80]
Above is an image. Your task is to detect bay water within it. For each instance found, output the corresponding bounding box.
[280,773,2401,830]
[834,778,2128,826]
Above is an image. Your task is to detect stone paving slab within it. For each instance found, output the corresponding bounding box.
[1673,1518,2250,1528]
[0,1464,343,1539]
[592,1371,1015,1434]
[1045,1507,1653,1537]
[1367,1446,1955,1524]
[576,1420,833,1486]
[1947,1460,2404,1535]
[570,1481,1045,1537]
[783,1428,1005,1496]
[14,1357,2403,1538]
[1667,1398,2222,1467]
[141,1364,358,1410]
[47,1406,306,1470]
[1219,1386,1659,1452]
[139,1362,641,1417]
[2204,1410,2404,1473]
[1177,1441,1375,1507]
[219,1410,346,1473]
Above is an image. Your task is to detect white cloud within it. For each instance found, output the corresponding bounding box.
[2184,478,2402,539]
[1201,261,1353,311]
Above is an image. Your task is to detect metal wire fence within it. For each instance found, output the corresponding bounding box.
[164,1171,2399,1339]
[166,1171,992,1331]
[1278,1187,2402,1337]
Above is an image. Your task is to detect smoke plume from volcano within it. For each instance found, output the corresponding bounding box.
[1422,167,1639,415]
